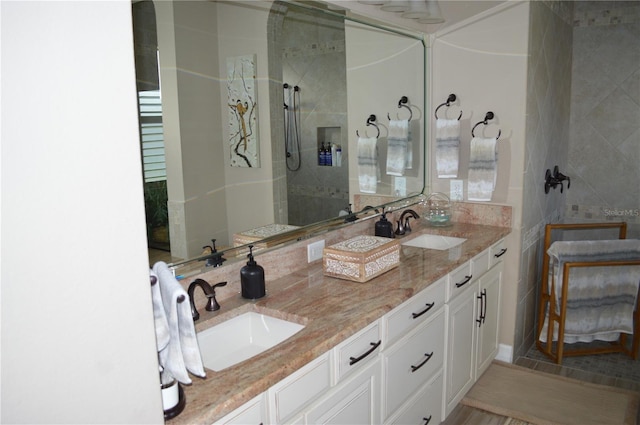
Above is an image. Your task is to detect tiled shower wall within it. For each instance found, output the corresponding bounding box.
[517,0,573,359]
[565,1,640,238]
[268,3,349,227]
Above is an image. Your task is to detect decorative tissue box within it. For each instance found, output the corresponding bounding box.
[323,235,400,283]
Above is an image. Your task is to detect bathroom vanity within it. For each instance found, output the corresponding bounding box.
[168,221,510,425]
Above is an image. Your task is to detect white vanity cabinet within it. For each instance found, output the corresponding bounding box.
[444,242,504,418]
[214,238,506,425]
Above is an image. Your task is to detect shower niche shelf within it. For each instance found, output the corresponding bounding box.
[317,126,342,167]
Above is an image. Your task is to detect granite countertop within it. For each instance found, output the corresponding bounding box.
[169,222,510,424]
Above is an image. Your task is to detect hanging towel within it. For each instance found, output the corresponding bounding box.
[386,119,410,176]
[153,261,206,384]
[435,118,460,178]
[358,136,379,193]
[539,239,640,344]
[150,269,170,353]
[467,137,497,201]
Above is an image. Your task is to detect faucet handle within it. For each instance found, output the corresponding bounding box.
[205,281,227,312]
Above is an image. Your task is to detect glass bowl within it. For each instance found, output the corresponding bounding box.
[423,192,452,226]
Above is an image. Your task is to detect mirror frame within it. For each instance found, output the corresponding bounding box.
[166,0,427,273]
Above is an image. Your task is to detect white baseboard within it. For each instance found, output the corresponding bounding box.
[495,344,513,363]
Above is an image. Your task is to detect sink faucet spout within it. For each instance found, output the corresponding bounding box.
[187,279,227,321]
[396,209,420,236]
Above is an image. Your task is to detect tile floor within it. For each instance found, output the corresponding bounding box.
[521,342,640,392]
[443,344,640,424]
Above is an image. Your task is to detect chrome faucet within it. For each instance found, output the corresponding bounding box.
[395,209,420,236]
[187,279,227,321]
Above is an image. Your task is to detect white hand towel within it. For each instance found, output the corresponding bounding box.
[153,261,206,384]
[467,137,497,201]
[358,136,378,193]
[435,118,460,178]
[386,119,410,176]
[150,269,170,353]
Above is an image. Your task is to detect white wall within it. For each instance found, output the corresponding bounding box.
[1,1,163,423]
[346,21,425,199]
[431,1,530,349]
[217,1,275,243]
[155,1,275,256]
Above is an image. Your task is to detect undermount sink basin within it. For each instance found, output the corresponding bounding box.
[402,234,467,250]
[197,312,305,371]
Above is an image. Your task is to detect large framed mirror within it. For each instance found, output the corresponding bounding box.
[133,0,426,272]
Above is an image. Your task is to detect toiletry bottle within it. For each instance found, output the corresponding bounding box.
[330,144,337,167]
[322,143,328,166]
[375,211,395,238]
[241,245,265,299]
[327,143,333,166]
[336,145,342,167]
[318,143,324,166]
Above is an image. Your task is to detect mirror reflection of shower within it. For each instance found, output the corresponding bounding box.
[283,83,301,171]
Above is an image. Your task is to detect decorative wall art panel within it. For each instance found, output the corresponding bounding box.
[227,54,259,167]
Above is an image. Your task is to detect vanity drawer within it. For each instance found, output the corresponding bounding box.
[472,249,490,278]
[268,352,331,424]
[447,261,473,302]
[334,319,382,383]
[382,310,445,420]
[383,276,446,346]
[490,239,507,267]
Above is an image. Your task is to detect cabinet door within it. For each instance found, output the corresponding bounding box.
[306,358,381,425]
[386,372,443,425]
[444,282,477,417]
[475,264,502,378]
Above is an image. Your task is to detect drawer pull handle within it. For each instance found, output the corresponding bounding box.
[412,302,435,319]
[410,351,433,372]
[422,415,432,424]
[349,340,381,366]
[455,275,472,288]
[494,248,507,258]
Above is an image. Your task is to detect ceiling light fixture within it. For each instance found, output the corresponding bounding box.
[416,0,444,23]
[380,0,410,13]
[401,0,431,19]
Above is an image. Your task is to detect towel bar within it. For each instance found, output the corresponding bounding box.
[471,111,501,140]
[535,221,640,364]
[356,114,380,138]
[434,93,462,120]
[387,95,413,121]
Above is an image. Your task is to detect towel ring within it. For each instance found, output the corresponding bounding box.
[471,111,501,140]
[434,93,463,120]
[356,114,380,138]
[387,96,413,121]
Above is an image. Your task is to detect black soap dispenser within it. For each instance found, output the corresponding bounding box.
[375,210,395,238]
[241,245,266,300]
